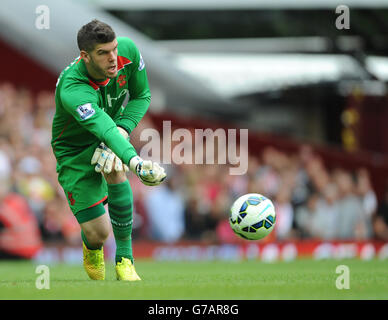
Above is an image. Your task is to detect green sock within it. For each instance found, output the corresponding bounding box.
[81,230,102,250]
[107,180,134,264]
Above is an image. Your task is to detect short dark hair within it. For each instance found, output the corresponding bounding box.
[77,19,116,52]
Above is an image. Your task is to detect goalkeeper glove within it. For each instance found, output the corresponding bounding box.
[91,143,129,173]
[129,156,167,186]
[91,127,129,173]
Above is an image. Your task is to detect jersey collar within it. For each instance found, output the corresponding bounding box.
[77,55,131,91]
[77,59,111,90]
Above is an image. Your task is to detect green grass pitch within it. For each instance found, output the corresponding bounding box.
[0,259,388,300]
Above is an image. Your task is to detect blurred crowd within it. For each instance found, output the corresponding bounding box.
[1,83,388,257]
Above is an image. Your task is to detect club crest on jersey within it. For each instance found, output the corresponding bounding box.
[117,74,127,88]
[76,103,95,120]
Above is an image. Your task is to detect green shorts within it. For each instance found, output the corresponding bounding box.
[75,202,107,224]
[56,144,108,223]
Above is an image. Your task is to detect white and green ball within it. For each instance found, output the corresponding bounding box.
[229,193,276,240]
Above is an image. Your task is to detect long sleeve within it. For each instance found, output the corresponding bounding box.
[60,81,138,164]
[115,39,151,134]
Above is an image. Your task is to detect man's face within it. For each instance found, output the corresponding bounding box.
[83,39,118,80]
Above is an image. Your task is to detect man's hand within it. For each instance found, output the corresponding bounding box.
[91,127,130,174]
[91,143,129,173]
[129,156,166,186]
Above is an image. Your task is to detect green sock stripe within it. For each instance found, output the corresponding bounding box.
[108,203,133,213]
[107,180,132,198]
[108,207,133,222]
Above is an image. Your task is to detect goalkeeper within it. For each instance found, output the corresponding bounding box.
[51,19,166,281]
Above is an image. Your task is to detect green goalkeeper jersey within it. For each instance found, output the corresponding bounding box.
[51,36,151,213]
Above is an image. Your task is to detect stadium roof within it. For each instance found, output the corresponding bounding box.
[1,0,387,118]
[366,56,388,81]
[173,53,369,98]
[0,0,235,118]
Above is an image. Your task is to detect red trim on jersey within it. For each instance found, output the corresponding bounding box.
[86,55,130,90]
[88,79,100,91]
[88,196,108,208]
[95,78,110,86]
[76,57,82,64]
[88,78,110,91]
[117,55,132,71]
[52,118,71,147]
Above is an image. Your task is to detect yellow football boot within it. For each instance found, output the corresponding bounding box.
[83,242,105,280]
[115,258,141,281]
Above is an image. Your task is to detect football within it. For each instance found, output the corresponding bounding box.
[229,193,276,240]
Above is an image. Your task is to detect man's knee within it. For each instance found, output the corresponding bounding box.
[83,228,109,247]
[90,226,110,243]
[81,214,111,247]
